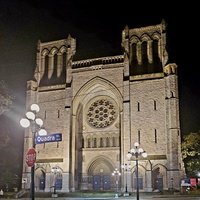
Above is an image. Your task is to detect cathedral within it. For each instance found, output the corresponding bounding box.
[22,20,185,193]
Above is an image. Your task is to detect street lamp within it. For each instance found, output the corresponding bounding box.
[51,166,60,197]
[171,178,174,190]
[127,142,147,200]
[112,168,121,198]
[20,103,47,200]
[121,163,131,195]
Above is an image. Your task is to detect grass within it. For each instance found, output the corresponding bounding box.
[23,190,118,198]
[0,191,16,198]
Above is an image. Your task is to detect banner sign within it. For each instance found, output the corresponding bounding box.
[181,178,197,187]
[36,133,62,144]
[190,178,197,186]
[181,179,190,186]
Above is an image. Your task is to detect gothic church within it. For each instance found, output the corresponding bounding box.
[22,20,185,193]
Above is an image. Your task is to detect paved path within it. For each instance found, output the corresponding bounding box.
[2,191,200,200]
[3,194,200,200]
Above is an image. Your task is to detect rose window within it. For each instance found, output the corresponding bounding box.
[87,99,116,128]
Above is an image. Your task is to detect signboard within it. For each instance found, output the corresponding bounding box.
[26,148,36,167]
[35,133,62,144]
[190,178,197,186]
[181,178,197,187]
[181,179,191,186]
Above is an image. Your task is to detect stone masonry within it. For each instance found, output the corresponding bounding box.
[21,19,185,193]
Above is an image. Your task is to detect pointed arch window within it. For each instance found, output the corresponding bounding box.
[152,39,162,72]
[94,138,97,148]
[100,138,103,147]
[82,138,84,148]
[106,137,110,147]
[142,41,148,65]
[131,43,137,65]
[112,137,116,147]
[154,100,157,110]
[152,40,159,58]
[45,55,49,76]
[87,138,91,148]
[137,102,140,111]
[155,129,157,143]
[138,130,141,144]
[54,54,58,71]
[63,52,67,69]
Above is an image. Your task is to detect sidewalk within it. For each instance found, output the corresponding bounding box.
[1,190,199,200]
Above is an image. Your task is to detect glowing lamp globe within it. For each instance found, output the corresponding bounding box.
[20,118,30,128]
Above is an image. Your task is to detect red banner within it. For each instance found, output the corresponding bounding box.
[190,178,196,186]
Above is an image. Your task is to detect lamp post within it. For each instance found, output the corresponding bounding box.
[20,103,47,200]
[112,168,121,198]
[171,178,174,190]
[127,142,147,200]
[51,166,60,197]
[121,163,131,195]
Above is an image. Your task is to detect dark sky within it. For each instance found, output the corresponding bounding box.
[0,0,199,147]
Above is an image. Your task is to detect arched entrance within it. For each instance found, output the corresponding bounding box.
[131,165,146,191]
[39,171,45,190]
[152,166,166,190]
[35,168,46,191]
[88,157,114,191]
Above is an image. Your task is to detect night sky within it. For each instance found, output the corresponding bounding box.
[0,0,199,156]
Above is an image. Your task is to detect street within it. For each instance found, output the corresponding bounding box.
[100,198,200,200]
[68,195,200,200]
[137,197,200,200]
[35,195,200,200]
[2,196,200,200]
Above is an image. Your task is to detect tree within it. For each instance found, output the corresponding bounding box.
[181,132,200,177]
[0,124,22,191]
[0,80,14,115]
[0,80,19,190]
[0,80,14,151]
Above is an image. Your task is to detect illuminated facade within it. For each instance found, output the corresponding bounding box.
[22,20,185,193]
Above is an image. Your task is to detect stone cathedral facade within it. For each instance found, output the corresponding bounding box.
[22,20,185,193]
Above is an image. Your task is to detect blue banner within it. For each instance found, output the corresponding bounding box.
[35,133,62,144]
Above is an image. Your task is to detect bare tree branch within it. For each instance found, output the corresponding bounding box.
[0,80,14,115]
